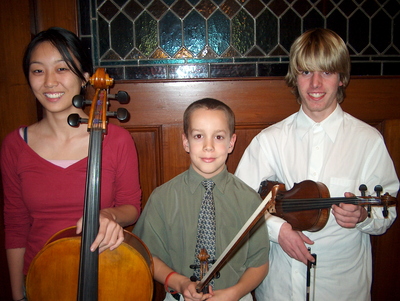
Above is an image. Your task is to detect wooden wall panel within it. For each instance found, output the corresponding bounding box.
[227,125,273,174]
[370,120,400,300]
[0,1,38,299]
[128,127,162,211]
[0,0,79,299]
[33,0,78,32]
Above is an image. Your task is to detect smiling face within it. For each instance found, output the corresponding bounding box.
[28,41,89,115]
[285,28,351,114]
[297,70,343,122]
[182,108,236,179]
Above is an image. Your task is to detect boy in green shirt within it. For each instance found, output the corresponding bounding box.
[134,98,269,301]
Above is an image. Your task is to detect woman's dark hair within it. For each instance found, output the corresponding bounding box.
[22,27,93,87]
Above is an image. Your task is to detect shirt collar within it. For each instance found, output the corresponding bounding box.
[296,104,344,142]
[187,165,228,194]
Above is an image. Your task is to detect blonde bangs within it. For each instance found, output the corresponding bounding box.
[286,28,351,103]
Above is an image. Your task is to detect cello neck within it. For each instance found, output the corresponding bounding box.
[77,70,112,301]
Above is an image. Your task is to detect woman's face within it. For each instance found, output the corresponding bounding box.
[28,41,88,115]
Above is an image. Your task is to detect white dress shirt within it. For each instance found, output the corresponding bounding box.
[235,104,398,301]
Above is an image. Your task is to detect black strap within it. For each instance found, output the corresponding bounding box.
[23,127,28,143]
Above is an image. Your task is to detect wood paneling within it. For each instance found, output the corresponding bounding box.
[0,1,37,299]
[33,0,78,32]
[128,127,163,210]
[0,0,78,299]
[370,119,400,301]
[108,76,400,301]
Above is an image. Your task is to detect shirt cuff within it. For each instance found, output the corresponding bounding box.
[266,214,286,243]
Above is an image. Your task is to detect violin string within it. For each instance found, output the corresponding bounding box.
[280,197,383,212]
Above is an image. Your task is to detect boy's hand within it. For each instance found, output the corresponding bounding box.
[180,279,213,300]
[332,192,368,228]
[204,286,239,300]
[278,222,315,265]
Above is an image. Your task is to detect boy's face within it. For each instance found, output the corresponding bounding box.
[182,108,236,179]
[296,70,342,122]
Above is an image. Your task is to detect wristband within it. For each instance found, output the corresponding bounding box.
[164,271,178,295]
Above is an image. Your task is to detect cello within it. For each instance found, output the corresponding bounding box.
[26,68,153,300]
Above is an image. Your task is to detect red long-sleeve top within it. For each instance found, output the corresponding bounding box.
[2,124,141,273]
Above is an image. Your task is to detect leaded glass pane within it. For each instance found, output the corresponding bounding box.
[79,0,400,79]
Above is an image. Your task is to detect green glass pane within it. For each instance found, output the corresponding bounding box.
[232,9,254,55]
[135,12,158,57]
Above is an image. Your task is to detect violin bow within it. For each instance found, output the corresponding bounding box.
[196,190,274,293]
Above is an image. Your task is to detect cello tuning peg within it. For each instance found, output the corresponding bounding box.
[108,91,130,104]
[72,95,91,108]
[106,108,129,122]
[67,113,88,127]
[374,185,383,197]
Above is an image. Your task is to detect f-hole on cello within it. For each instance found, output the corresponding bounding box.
[26,68,153,301]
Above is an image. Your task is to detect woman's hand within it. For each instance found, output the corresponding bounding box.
[76,209,124,253]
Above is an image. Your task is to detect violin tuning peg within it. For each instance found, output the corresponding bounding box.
[374,185,383,197]
[68,113,88,127]
[359,184,367,196]
[190,275,198,282]
[382,205,389,218]
[108,91,130,104]
[359,184,371,217]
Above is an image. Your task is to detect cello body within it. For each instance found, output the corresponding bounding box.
[26,228,154,300]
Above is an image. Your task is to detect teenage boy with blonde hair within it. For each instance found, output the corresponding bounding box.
[235,28,398,301]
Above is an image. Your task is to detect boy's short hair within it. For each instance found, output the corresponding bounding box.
[183,98,235,137]
[285,28,351,104]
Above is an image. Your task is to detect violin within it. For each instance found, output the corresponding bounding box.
[258,180,396,232]
[197,248,211,293]
[26,68,153,300]
[195,179,396,292]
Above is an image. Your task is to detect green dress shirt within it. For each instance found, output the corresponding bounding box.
[134,165,269,290]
